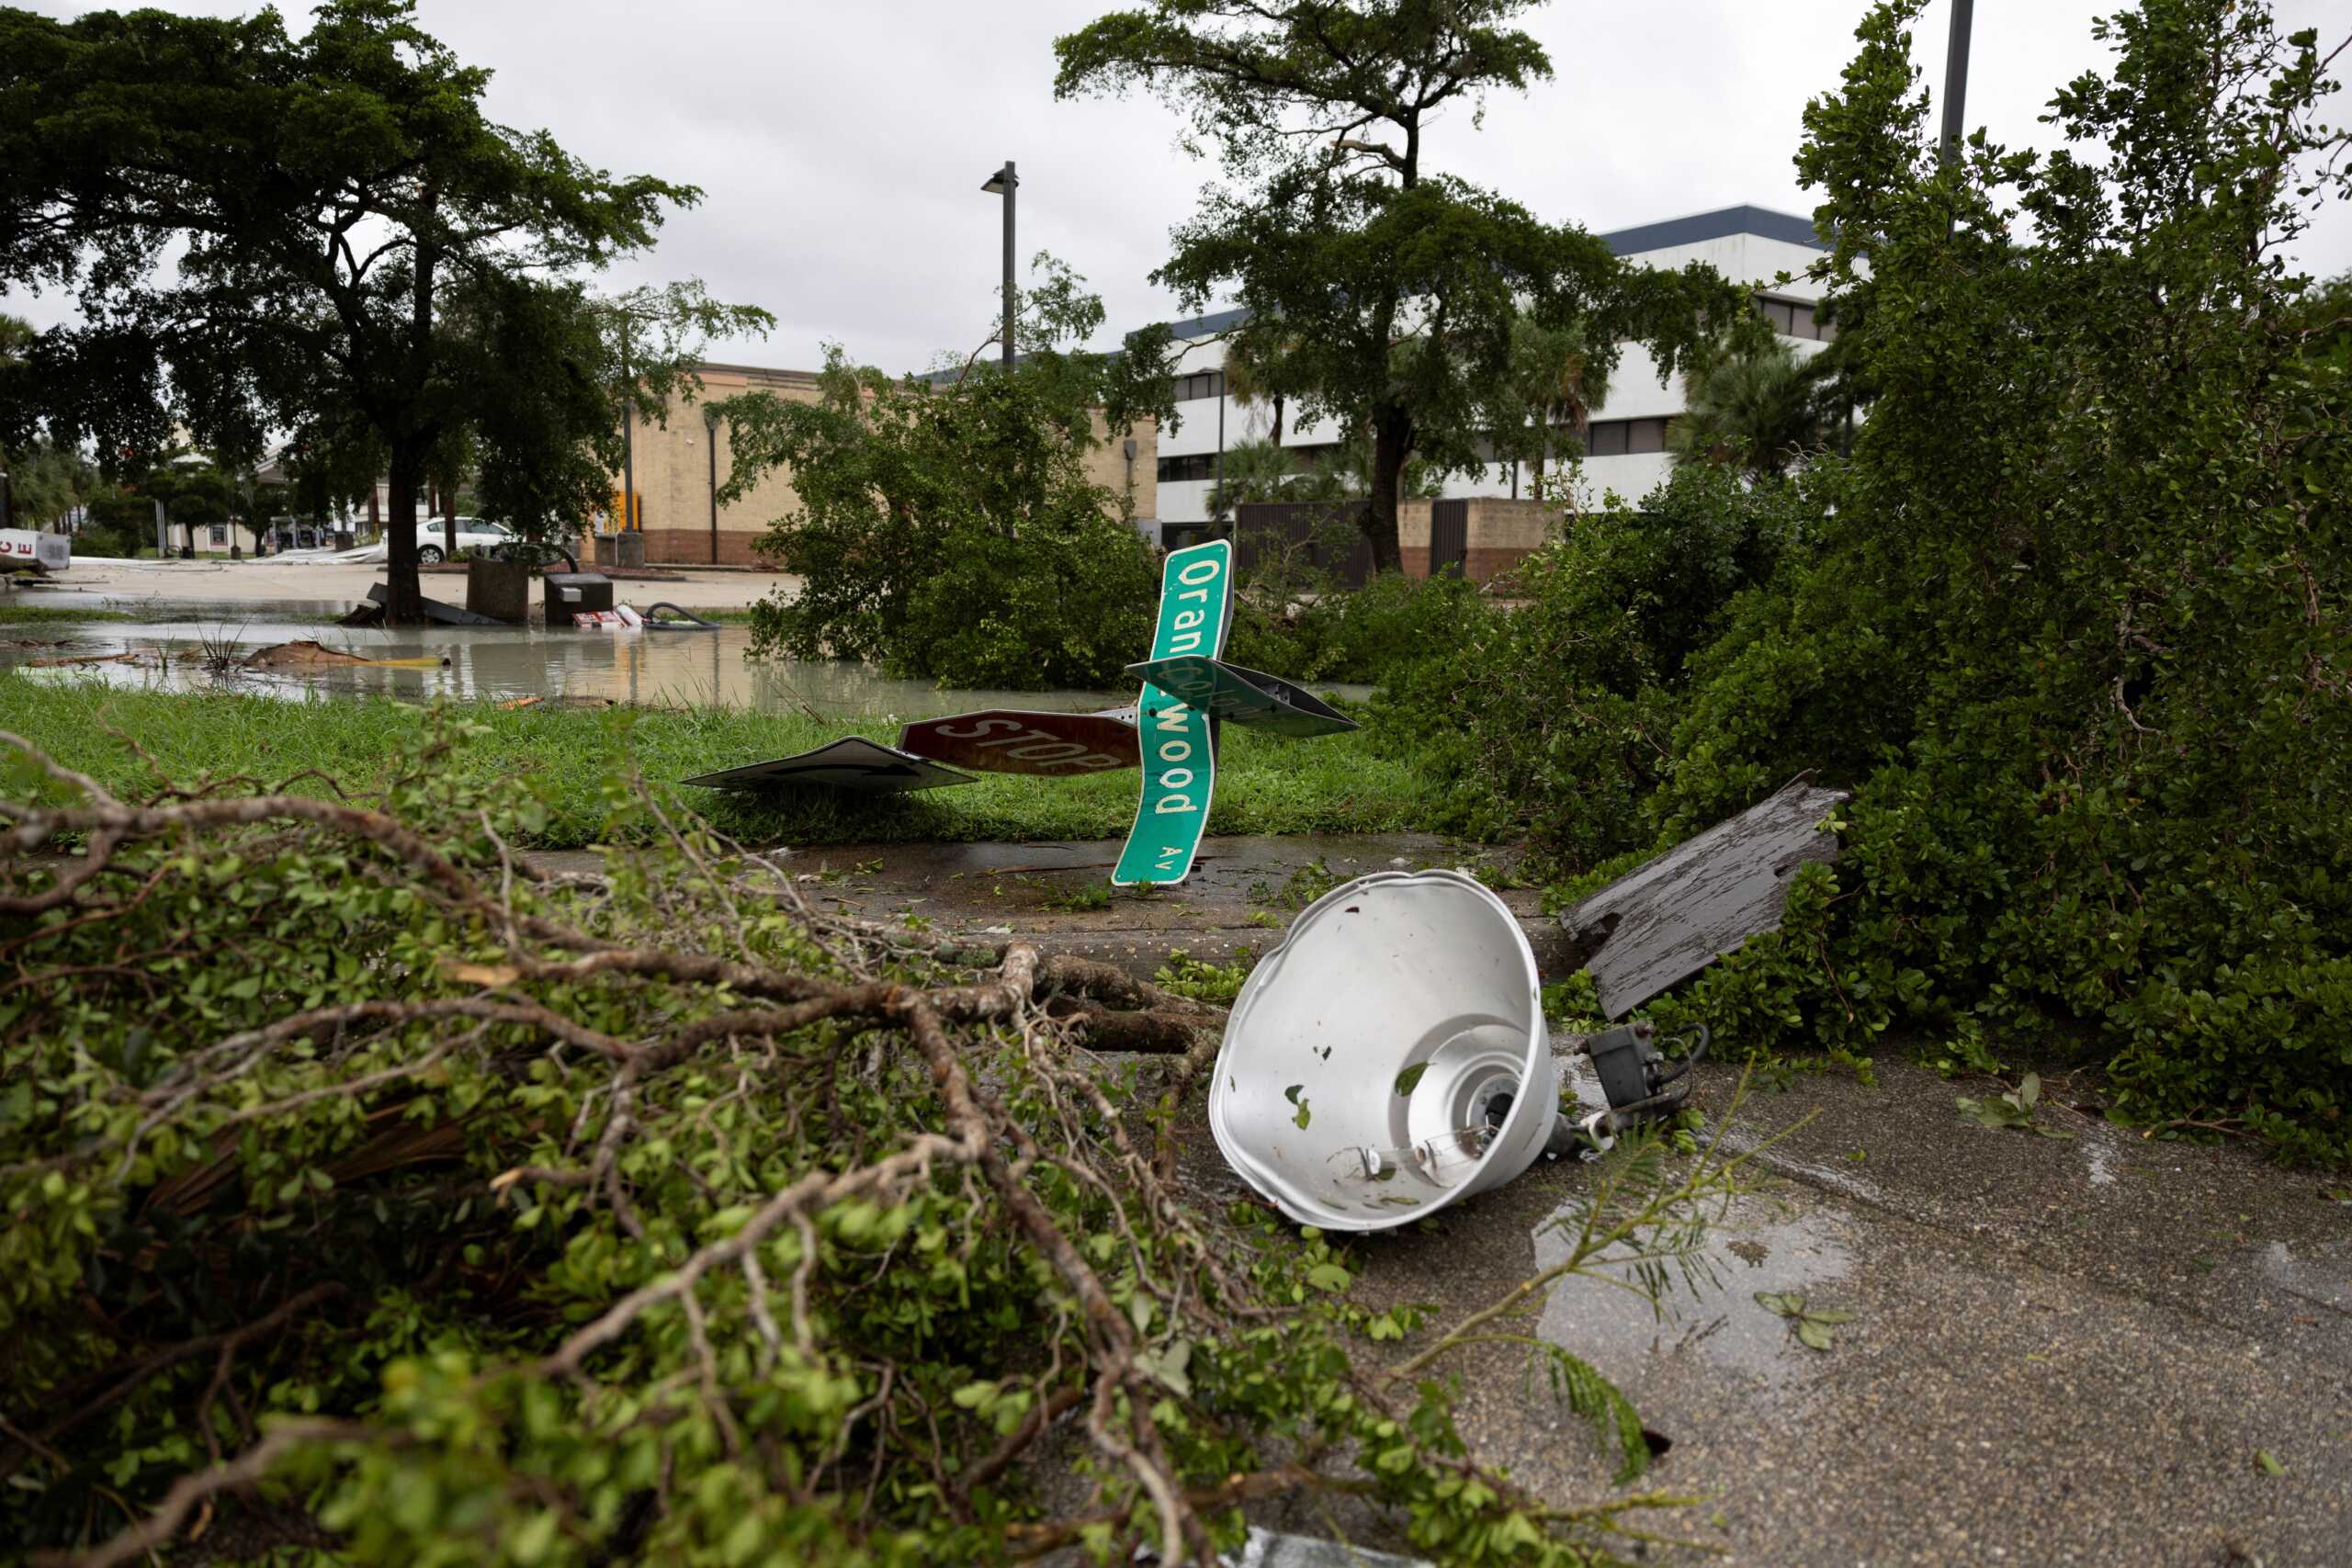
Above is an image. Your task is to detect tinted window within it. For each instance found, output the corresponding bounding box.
[1626,417,1668,455]
[1586,421,1629,457]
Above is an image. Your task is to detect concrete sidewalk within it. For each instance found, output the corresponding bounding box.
[534,831,1564,977]
[538,830,2350,1563]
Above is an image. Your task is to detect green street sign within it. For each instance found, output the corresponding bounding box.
[1114,539,1233,886]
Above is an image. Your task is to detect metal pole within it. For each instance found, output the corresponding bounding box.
[706,412,720,565]
[621,325,637,536]
[1940,0,1974,166]
[1001,161,1017,370]
[153,498,166,558]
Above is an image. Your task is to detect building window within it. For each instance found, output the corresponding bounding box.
[1581,417,1671,457]
[1156,452,1220,483]
[1754,294,1836,341]
[1168,370,1226,403]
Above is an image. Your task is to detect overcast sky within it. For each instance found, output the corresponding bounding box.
[8,0,2350,373]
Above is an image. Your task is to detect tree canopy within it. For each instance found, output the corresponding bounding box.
[718,257,1177,689]
[0,0,764,619]
[1057,0,1743,570]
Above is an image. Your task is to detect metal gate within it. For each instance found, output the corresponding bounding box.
[1429,499,1469,578]
[1229,501,1375,589]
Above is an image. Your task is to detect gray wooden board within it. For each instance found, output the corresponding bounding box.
[681,736,977,794]
[363,581,508,626]
[1555,776,1849,1018]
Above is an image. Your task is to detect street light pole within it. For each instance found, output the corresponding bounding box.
[981,162,1019,369]
[704,405,721,565]
[1940,0,1974,166]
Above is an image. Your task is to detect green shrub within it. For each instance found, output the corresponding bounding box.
[1226,567,1487,684]
[1365,464,1811,862]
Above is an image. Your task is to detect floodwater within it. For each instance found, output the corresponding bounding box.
[0,605,1136,721]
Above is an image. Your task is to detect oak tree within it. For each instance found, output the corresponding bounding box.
[0,0,759,619]
[1056,0,1742,570]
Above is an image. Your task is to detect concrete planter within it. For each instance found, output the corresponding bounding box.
[465,557,532,625]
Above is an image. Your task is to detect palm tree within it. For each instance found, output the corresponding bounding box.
[1223,339,1289,445]
[1204,437,1306,518]
[1667,338,1824,480]
[1506,320,1611,500]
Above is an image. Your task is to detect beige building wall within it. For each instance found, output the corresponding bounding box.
[605,362,1159,566]
[1399,496,1561,584]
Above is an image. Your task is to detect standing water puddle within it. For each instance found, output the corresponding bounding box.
[1533,1192,1859,1398]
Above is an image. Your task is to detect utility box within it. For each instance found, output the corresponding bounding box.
[614,532,646,570]
[544,571,615,628]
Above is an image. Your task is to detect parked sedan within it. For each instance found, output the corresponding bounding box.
[413,517,518,563]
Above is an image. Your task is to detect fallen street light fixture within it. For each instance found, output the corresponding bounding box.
[1206,867,1712,1235]
[1206,775,1852,1234]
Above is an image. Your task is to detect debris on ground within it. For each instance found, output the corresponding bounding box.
[242,639,445,670]
[1555,775,1849,1017]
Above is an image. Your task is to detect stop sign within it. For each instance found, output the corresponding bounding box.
[897,709,1140,775]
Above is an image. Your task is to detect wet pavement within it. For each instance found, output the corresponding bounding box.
[1188,1057,2351,1566]
[636,834,2352,1565]
[526,832,1549,976]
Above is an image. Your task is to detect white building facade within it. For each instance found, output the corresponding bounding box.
[1148,205,1834,527]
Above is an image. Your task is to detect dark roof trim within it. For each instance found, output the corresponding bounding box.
[1597,205,1825,256]
[1162,305,1251,340]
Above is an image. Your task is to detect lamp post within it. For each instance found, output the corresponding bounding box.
[980,162,1018,369]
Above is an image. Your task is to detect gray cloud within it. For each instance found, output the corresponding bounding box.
[7,0,2348,374]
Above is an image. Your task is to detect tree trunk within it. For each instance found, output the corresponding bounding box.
[1272,394,1284,447]
[1363,403,1409,576]
[379,186,441,626]
[384,440,424,623]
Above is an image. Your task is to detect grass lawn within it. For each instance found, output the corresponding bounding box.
[0,604,133,627]
[0,676,1440,850]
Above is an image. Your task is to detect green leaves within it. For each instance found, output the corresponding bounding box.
[1755,1291,1859,1353]
[1957,1074,2075,1141]
[718,316,1165,690]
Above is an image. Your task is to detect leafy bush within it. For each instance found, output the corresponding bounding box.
[1366,464,1810,861]
[1226,568,1487,685]
[724,262,1175,691]
[728,353,1161,690]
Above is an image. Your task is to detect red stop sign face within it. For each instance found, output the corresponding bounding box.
[897,710,1140,775]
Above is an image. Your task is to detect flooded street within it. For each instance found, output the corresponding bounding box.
[1,604,1130,720]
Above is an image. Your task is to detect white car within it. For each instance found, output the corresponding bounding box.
[413,517,519,563]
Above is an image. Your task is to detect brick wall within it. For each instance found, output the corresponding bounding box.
[1396,498,1557,584]
[635,529,784,568]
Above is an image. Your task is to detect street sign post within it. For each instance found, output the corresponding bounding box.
[1114,539,1233,886]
